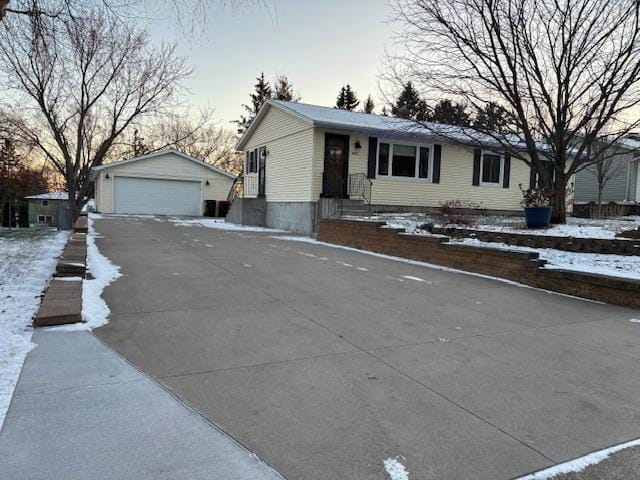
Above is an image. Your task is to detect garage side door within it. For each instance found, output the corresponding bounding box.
[114,177,202,215]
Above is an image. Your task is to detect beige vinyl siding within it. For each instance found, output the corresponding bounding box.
[372,144,530,210]
[311,130,531,211]
[96,152,234,213]
[244,106,315,202]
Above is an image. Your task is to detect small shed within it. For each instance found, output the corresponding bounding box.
[25,192,70,228]
[92,149,236,216]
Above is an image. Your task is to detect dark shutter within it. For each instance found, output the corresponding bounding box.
[432,144,442,184]
[529,164,537,189]
[367,137,378,179]
[472,149,481,186]
[502,153,511,188]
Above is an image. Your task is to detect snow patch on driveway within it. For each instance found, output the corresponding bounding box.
[384,457,409,480]
[517,438,640,479]
[169,217,283,232]
[0,229,68,429]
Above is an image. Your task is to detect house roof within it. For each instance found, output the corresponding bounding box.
[92,149,236,179]
[25,192,68,200]
[236,99,517,151]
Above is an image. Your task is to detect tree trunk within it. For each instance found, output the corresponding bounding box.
[596,185,603,219]
[551,173,567,224]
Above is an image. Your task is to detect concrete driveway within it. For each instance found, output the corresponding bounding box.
[93,216,640,480]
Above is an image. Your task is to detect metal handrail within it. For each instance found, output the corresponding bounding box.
[348,173,373,216]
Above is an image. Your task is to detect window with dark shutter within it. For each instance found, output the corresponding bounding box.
[367,137,377,179]
[473,149,481,185]
[432,145,442,183]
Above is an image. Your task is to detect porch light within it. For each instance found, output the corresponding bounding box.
[261,149,268,159]
[205,180,210,186]
[355,140,362,149]
[105,172,110,179]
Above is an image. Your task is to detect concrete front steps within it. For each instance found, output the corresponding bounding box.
[34,218,89,327]
[340,199,371,217]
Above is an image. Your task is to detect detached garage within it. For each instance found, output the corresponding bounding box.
[93,150,236,216]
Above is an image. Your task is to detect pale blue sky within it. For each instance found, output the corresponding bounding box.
[149,0,395,127]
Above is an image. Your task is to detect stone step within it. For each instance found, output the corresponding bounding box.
[73,216,88,233]
[34,278,83,327]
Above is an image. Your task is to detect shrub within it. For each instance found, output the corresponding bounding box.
[434,199,485,226]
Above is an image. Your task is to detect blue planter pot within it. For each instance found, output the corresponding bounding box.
[524,207,552,228]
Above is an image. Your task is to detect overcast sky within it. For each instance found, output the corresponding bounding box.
[148,0,395,129]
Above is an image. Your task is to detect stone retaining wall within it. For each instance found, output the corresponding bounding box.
[317,220,640,309]
[431,226,640,256]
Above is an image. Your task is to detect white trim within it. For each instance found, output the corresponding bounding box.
[479,150,504,187]
[375,138,433,182]
[92,149,236,179]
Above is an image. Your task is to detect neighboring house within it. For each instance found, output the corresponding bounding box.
[25,192,69,228]
[92,149,236,216]
[234,100,541,233]
[573,136,640,204]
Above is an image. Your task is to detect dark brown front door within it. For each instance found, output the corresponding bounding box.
[323,133,349,198]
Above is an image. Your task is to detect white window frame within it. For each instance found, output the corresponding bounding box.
[479,150,504,187]
[376,139,433,181]
[37,215,53,223]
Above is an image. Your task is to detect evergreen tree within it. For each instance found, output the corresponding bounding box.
[380,105,390,116]
[237,72,272,134]
[335,84,359,110]
[392,82,428,121]
[472,102,510,133]
[273,75,300,102]
[363,95,375,114]
[429,99,470,126]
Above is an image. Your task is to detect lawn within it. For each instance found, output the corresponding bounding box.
[0,227,68,429]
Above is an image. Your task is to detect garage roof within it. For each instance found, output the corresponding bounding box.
[93,149,236,179]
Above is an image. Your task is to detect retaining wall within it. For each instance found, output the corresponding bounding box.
[317,220,640,309]
[431,227,640,256]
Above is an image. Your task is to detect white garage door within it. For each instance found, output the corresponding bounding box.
[114,177,202,215]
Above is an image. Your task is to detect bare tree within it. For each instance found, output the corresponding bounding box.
[0,5,190,219]
[390,0,640,223]
[119,111,244,175]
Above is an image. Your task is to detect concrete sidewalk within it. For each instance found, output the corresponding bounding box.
[0,330,284,480]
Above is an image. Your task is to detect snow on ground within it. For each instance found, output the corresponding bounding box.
[383,457,410,480]
[169,217,284,232]
[51,214,121,331]
[517,438,640,479]
[344,213,640,240]
[0,228,68,429]
[455,238,640,280]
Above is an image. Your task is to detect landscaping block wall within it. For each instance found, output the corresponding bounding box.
[431,227,640,256]
[317,219,640,309]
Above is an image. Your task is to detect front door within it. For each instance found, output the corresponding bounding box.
[323,133,349,198]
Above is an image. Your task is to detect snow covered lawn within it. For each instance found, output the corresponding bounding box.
[0,228,68,429]
[345,213,640,240]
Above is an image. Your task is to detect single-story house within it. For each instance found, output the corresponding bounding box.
[25,192,69,227]
[573,136,640,205]
[234,100,547,233]
[93,149,236,216]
